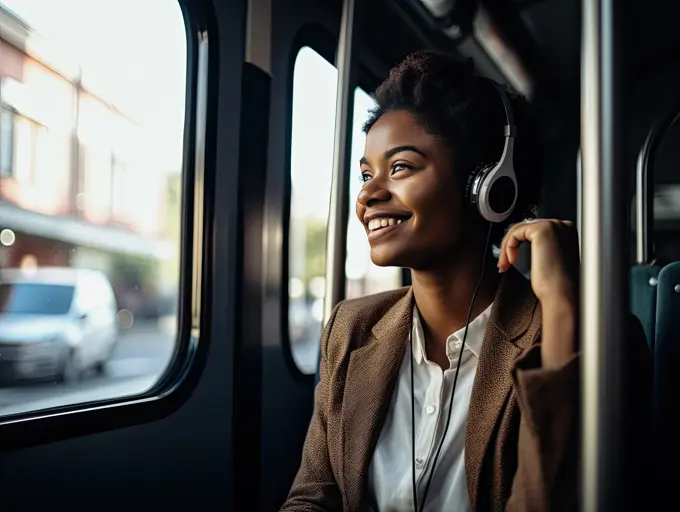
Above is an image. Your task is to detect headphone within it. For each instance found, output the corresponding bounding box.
[465,82,519,224]
[411,81,518,512]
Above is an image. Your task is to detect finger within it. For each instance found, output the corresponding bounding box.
[499,221,539,271]
[504,226,528,267]
[499,219,539,252]
[497,221,526,268]
[498,223,521,271]
[497,225,514,271]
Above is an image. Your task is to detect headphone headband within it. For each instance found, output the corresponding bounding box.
[490,81,516,128]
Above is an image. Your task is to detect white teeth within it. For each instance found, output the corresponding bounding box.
[367,217,406,231]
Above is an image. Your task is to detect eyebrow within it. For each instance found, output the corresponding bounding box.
[359,145,426,166]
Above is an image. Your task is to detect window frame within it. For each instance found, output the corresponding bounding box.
[285,37,337,377]
[0,0,218,450]
[279,25,335,384]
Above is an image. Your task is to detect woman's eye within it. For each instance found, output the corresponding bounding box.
[392,163,410,173]
[359,172,372,183]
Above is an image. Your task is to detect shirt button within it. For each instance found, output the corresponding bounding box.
[454,339,462,349]
[426,405,436,415]
[415,458,424,468]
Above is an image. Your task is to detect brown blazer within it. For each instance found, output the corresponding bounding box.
[281,267,652,511]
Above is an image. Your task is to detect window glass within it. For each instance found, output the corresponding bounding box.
[345,87,402,300]
[288,47,402,375]
[289,47,337,374]
[0,0,186,415]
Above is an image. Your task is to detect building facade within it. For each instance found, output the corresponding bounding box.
[0,4,180,318]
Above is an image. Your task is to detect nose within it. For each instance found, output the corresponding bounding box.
[357,180,391,208]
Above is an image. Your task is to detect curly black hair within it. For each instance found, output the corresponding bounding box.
[363,50,542,242]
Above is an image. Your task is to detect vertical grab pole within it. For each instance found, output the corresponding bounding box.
[581,0,626,510]
[635,143,653,264]
[577,148,582,255]
[323,0,359,325]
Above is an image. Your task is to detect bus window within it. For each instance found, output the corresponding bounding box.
[345,87,402,300]
[288,46,337,374]
[0,0,186,417]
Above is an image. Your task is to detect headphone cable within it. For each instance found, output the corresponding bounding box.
[411,222,494,511]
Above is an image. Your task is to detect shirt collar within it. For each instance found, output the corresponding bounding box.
[411,302,494,365]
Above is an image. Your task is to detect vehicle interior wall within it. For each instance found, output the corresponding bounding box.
[627,66,680,262]
[624,2,680,179]
[0,0,247,506]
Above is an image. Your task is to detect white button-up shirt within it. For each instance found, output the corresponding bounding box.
[368,302,494,511]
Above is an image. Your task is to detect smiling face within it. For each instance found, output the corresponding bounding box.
[356,109,479,270]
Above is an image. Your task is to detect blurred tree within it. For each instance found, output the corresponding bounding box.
[159,172,181,288]
[303,217,327,284]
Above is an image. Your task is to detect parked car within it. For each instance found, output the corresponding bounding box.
[0,267,118,384]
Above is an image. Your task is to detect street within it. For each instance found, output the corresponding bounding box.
[0,320,176,417]
[0,321,324,418]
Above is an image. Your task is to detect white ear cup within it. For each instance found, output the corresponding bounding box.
[474,135,517,223]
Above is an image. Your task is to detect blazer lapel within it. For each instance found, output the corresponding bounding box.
[465,268,540,510]
[341,288,414,511]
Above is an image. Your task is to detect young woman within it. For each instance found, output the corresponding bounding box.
[281,50,651,512]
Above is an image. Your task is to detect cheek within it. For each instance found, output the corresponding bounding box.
[401,180,461,224]
[408,185,468,246]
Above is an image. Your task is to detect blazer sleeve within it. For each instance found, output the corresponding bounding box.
[280,302,343,512]
[505,314,653,512]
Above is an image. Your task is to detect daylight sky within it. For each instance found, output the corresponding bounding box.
[1,0,187,169]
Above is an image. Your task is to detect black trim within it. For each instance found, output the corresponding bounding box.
[233,62,271,508]
[0,0,220,451]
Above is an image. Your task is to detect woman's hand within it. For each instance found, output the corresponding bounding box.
[497,219,581,368]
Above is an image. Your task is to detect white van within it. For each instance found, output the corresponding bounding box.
[0,267,118,384]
